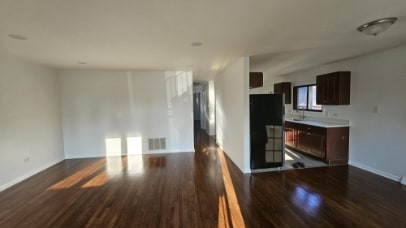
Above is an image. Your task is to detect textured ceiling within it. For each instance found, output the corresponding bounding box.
[1,0,406,80]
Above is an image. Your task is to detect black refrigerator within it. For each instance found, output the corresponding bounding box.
[250,94,284,169]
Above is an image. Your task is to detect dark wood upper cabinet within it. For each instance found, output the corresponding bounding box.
[249,72,263,89]
[274,82,291,104]
[316,71,351,105]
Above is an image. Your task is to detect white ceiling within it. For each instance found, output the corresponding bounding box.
[1,0,406,80]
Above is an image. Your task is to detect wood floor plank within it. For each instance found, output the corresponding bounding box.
[1,129,406,227]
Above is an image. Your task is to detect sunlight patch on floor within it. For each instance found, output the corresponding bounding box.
[218,149,245,227]
[285,153,294,161]
[47,160,104,190]
[81,172,109,188]
[218,195,231,228]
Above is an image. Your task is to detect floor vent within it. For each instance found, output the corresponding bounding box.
[148,138,166,150]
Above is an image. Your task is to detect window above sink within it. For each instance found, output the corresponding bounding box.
[293,84,322,112]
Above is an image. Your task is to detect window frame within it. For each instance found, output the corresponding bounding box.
[293,84,322,112]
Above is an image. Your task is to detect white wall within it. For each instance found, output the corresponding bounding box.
[263,45,406,181]
[59,70,194,158]
[0,53,64,191]
[201,83,208,130]
[207,80,216,136]
[215,57,251,173]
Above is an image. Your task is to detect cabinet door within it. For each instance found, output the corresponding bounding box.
[325,74,339,104]
[325,127,349,163]
[250,72,263,89]
[307,132,326,158]
[317,72,351,105]
[274,83,282,94]
[317,75,332,104]
[296,128,326,158]
[274,82,291,104]
[316,76,324,104]
[283,83,292,104]
[296,130,311,153]
[284,127,296,148]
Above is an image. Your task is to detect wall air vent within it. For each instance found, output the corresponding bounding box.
[148,138,166,150]
[148,139,154,150]
[159,138,166,150]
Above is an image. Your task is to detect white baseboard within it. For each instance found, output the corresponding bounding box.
[65,149,196,159]
[165,149,195,153]
[65,154,106,159]
[0,157,65,192]
[348,160,401,182]
[243,169,252,174]
[216,141,224,150]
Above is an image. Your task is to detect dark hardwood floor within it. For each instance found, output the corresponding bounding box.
[1,129,406,227]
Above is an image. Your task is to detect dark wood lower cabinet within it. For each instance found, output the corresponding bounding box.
[284,126,296,148]
[296,130,326,158]
[325,127,349,164]
[285,121,349,165]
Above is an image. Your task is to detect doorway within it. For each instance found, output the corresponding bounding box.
[193,81,215,147]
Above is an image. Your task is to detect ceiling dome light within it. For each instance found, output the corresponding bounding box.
[357,17,397,36]
[8,34,28,40]
[191,41,202,47]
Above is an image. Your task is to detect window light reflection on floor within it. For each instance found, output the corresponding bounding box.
[127,155,145,175]
[106,157,124,177]
[292,186,322,216]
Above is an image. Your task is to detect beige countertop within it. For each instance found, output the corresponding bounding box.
[285,118,350,128]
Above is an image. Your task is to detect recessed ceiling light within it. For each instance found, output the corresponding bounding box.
[78,62,87,65]
[191,41,202,47]
[8,34,28,40]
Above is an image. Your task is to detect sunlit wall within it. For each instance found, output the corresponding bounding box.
[215,57,251,173]
[59,70,194,158]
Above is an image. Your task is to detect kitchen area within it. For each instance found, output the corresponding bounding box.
[249,71,351,171]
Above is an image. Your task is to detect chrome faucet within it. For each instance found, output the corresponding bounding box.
[299,106,305,120]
